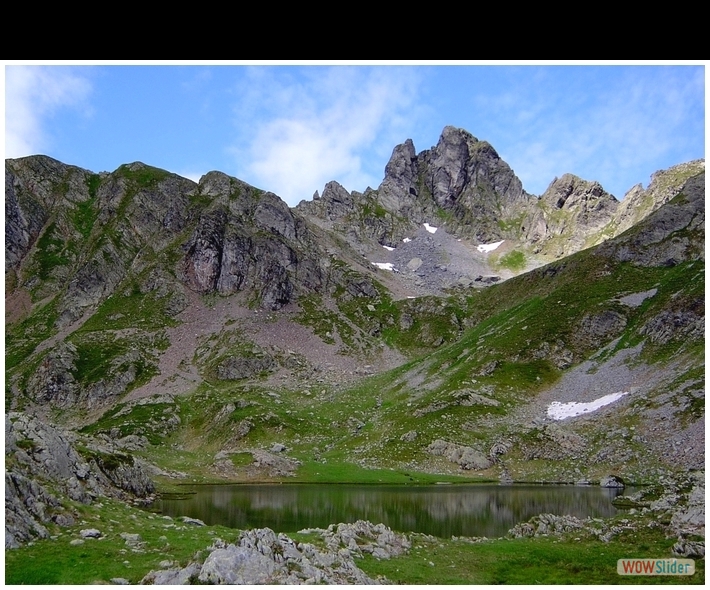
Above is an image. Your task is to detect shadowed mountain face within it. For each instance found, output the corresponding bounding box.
[5,160,370,319]
[4,128,704,549]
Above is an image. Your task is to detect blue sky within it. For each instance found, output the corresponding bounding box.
[4,62,705,206]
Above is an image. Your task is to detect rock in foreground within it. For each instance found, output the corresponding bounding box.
[142,520,409,584]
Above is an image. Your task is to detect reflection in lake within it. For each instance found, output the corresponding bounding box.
[152,484,629,538]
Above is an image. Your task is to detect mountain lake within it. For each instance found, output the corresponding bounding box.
[151,483,632,538]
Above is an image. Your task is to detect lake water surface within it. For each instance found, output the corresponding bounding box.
[153,483,630,538]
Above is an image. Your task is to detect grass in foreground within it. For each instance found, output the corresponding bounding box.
[359,531,705,585]
[4,498,234,585]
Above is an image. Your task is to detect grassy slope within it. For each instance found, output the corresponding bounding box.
[72,244,702,487]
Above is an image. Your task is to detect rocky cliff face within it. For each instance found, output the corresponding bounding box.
[297,126,535,247]
[6,157,377,322]
[5,412,155,548]
[298,127,702,263]
[597,172,705,267]
[6,157,196,327]
[613,159,705,236]
[183,177,360,311]
[523,174,619,257]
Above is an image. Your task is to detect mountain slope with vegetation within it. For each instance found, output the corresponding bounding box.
[5,127,704,584]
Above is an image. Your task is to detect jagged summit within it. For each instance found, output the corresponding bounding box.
[297,127,704,263]
[297,126,533,246]
[523,173,619,258]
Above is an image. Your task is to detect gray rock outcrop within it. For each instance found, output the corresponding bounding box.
[669,470,705,536]
[179,172,338,310]
[5,412,155,548]
[672,538,705,559]
[613,159,705,236]
[597,171,704,267]
[426,439,493,470]
[524,174,619,257]
[599,475,625,488]
[216,355,277,380]
[250,449,301,477]
[142,521,407,584]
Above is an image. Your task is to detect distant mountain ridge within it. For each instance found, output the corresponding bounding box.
[298,126,704,260]
[6,127,703,322]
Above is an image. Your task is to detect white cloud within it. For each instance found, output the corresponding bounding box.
[230,67,421,205]
[175,169,204,183]
[5,66,92,158]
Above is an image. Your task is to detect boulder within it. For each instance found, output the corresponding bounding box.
[426,439,492,470]
[599,475,625,488]
[672,538,705,558]
[199,545,279,585]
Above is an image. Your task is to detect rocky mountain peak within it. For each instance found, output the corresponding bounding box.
[423,126,524,207]
[613,159,705,236]
[304,180,354,222]
[540,173,616,210]
[197,170,235,198]
[378,138,419,211]
[293,126,703,271]
[521,173,619,258]
[298,126,534,248]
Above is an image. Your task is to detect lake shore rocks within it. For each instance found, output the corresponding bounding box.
[599,474,625,488]
[141,520,408,584]
[510,469,705,547]
[507,513,636,543]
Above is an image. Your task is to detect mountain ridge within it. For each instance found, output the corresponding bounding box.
[297,126,703,261]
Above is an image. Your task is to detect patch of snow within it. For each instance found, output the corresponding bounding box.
[423,223,438,234]
[477,240,504,253]
[372,262,395,271]
[382,245,395,251]
[547,391,629,420]
[403,237,411,243]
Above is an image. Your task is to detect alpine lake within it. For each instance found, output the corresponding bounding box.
[151,482,631,538]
